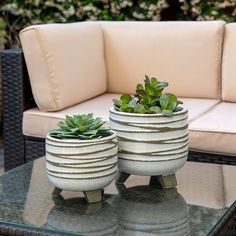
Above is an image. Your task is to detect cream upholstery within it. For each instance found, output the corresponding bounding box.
[20,21,236,159]
[222,23,236,102]
[23,94,219,138]
[101,21,224,98]
[20,22,107,111]
[180,98,219,123]
[23,93,116,138]
[189,102,236,155]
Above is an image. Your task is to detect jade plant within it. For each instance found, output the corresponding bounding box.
[113,75,183,117]
[48,113,110,139]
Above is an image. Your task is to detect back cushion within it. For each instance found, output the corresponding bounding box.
[222,23,236,102]
[20,22,107,111]
[101,21,224,98]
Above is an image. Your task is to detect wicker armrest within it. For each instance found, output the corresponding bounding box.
[0,48,36,170]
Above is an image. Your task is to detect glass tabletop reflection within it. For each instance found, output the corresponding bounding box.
[0,157,235,236]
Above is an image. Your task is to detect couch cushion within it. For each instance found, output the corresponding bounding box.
[23,93,116,138]
[181,98,219,123]
[222,23,236,102]
[20,22,107,111]
[23,94,219,138]
[189,102,236,155]
[101,21,224,99]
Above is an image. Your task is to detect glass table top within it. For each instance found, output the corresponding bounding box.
[0,157,236,236]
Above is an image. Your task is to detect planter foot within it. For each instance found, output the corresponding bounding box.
[158,174,177,189]
[83,190,103,203]
[52,187,62,196]
[116,171,130,184]
[149,176,162,187]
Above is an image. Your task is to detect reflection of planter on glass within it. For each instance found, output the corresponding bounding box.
[114,185,190,236]
[47,197,118,235]
[109,107,188,188]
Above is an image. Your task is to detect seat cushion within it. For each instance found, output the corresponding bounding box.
[222,23,236,102]
[189,102,236,155]
[23,94,219,138]
[101,21,224,99]
[20,22,107,111]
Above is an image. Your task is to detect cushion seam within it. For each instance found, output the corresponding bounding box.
[188,100,221,123]
[24,113,64,119]
[217,22,225,100]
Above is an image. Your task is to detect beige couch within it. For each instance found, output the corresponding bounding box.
[19,21,236,157]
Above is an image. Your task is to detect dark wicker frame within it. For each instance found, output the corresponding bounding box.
[1,48,236,172]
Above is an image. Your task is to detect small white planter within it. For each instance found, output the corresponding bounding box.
[46,131,118,203]
[109,107,188,187]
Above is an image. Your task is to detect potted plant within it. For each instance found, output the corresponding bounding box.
[46,113,118,203]
[109,76,188,188]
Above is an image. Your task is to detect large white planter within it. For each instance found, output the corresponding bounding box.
[109,107,188,186]
[46,131,118,203]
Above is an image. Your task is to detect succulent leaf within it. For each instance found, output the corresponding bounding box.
[112,75,183,116]
[150,106,161,113]
[48,113,110,140]
[120,94,132,104]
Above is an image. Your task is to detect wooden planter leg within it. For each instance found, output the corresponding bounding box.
[116,171,130,184]
[158,174,177,189]
[149,176,162,187]
[52,187,62,196]
[83,189,103,203]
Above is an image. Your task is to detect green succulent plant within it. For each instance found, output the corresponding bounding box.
[48,113,111,140]
[113,75,183,117]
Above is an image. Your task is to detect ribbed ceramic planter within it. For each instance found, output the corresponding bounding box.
[109,107,188,187]
[46,131,118,203]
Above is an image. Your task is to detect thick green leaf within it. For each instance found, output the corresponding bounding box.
[145,85,155,96]
[166,93,177,101]
[166,101,177,111]
[134,104,146,113]
[123,107,133,113]
[120,94,132,104]
[151,77,159,86]
[156,82,168,90]
[113,98,122,107]
[83,129,98,135]
[127,100,136,108]
[159,94,169,109]
[70,127,80,132]
[136,89,146,96]
[136,83,144,91]
[162,109,173,117]
[150,106,161,113]
[144,75,151,85]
